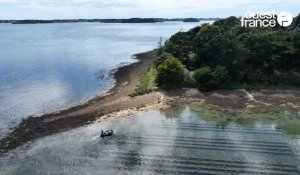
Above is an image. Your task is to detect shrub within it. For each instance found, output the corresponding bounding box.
[193,66,212,83]
[154,52,173,68]
[193,66,230,90]
[210,65,230,86]
[156,56,185,88]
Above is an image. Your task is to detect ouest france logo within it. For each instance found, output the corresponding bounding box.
[241,10,293,28]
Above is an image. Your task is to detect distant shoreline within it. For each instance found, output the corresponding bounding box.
[0,18,218,24]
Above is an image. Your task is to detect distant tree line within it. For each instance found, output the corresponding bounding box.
[0,18,219,24]
[155,14,300,90]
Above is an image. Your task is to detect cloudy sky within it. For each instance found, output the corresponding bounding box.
[0,0,299,19]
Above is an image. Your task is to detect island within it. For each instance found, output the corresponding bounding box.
[0,18,220,24]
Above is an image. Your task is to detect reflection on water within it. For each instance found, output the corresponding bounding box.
[0,22,200,138]
[0,106,299,174]
[191,102,300,135]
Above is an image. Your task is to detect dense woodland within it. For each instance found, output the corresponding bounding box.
[155,14,300,90]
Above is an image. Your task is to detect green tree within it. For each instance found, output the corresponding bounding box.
[156,56,185,88]
[157,37,163,55]
[195,25,245,80]
[154,52,173,68]
[290,13,300,30]
[193,66,212,84]
[194,25,223,66]
[241,31,281,78]
[211,66,230,86]
[161,16,300,89]
[164,32,192,65]
[213,16,240,32]
[193,66,230,90]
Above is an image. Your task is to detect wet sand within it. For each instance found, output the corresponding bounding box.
[0,50,163,154]
[1,50,300,154]
[164,88,300,114]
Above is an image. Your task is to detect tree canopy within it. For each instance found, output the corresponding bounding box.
[156,56,185,88]
[156,14,300,90]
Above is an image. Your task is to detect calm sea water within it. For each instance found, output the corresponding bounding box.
[0,22,201,138]
[0,106,299,174]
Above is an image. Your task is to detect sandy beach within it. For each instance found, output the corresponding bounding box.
[1,50,300,154]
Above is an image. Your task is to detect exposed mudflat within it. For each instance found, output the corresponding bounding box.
[1,49,300,155]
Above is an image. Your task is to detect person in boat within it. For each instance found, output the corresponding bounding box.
[101,130,113,138]
[100,130,104,138]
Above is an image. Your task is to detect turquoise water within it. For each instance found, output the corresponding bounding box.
[1,106,299,174]
[0,22,201,137]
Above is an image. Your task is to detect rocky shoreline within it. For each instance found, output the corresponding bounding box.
[1,49,300,155]
[0,50,161,154]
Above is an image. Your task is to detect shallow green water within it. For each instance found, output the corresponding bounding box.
[0,106,299,174]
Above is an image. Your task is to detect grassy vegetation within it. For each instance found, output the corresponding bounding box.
[190,102,300,134]
[277,123,300,135]
[129,66,158,97]
[190,102,235,128]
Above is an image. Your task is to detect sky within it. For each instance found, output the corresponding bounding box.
[0,0,299,19]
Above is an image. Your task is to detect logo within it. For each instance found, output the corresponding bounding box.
[241,10,293,28]
[277,11,293,27]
